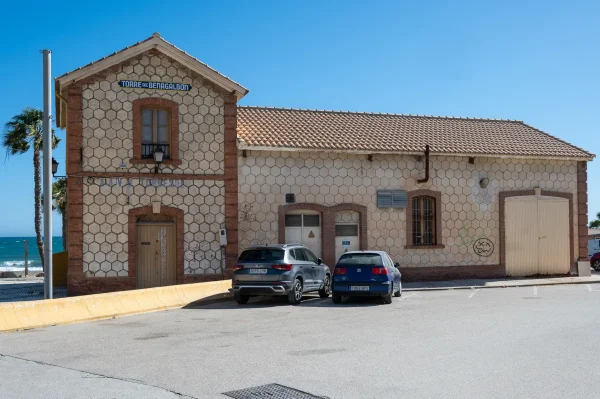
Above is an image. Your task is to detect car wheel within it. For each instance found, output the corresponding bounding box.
[319,275,331,298]
[234,292,250,304]
[383,284,393,304]
[287,278,303,305]
[593,260,600,271]
[332,294,342,304]
[394,283,401,297]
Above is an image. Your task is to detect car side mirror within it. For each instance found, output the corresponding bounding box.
[316,258,323,265]
[394,262,400,269]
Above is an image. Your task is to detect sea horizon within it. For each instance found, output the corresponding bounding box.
[0,236,64,272]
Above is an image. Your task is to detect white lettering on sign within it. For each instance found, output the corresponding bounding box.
[118,80,192,91]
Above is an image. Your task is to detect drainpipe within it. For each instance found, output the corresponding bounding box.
[417,145,430,184]
[55,91,68,128]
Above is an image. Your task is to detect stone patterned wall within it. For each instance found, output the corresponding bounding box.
[82,179,225,277]
[81,52,225,174]
[238,151,579,267]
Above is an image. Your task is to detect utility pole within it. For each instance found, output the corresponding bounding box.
[24,240,28,277]
[42,49,53,299]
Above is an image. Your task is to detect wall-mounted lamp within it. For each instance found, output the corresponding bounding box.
[51,157,66,178]
[479,177,489,189]
[153,147,164,174]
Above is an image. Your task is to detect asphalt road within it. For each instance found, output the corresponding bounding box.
[1,283,600,399]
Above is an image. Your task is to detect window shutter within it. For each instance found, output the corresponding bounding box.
[392,190,407,208]
[377,191,393,208]
[377,190,407,208]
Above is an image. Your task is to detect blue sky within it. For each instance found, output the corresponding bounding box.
[0,0,598,237]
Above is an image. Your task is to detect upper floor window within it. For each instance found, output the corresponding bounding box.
[142,107,170,159]
[412,196,436,245]
[131,97,181,166]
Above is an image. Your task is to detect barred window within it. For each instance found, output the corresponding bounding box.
[412,196,436,245]
[131,97,181,166]
[141,107,170,159]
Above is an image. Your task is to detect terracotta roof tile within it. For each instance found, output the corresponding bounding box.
[237,106,593,159]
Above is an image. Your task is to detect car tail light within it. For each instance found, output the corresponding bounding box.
[233,264,244,271]
[371,267,388,275]
[272,264,293,271]
[334,267,347,275]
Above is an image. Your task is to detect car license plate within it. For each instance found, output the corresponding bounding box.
[248,269,268,274]
[350,286,369,291]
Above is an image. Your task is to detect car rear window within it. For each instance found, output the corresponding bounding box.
[337,253,383,266]
[238,249,285,262]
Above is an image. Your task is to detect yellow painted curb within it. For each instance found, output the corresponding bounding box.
[0,280,232,333]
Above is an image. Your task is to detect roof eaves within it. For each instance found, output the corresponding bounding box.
[55,35,155,81]
[55,33,248,99]
[517,121,595,160]
[157,35,248,96]
[236,143,594,161]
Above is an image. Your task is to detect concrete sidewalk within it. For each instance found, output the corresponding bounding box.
[403,274,600,291]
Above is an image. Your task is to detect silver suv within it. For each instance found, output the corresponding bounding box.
[232,244,331,305]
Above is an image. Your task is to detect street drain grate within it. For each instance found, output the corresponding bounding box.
[223,383,325,399]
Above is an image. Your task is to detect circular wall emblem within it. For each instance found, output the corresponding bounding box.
[473,238,494,257]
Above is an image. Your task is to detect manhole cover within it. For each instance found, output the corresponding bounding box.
[223,383,325,399]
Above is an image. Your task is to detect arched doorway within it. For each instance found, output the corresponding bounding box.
[500,190,574,277]
[129,205,183,289]
[135,213,177,288]
[335,210,360,261]
[284,210,322,258]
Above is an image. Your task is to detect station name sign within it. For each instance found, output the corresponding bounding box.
[118,80,192,91]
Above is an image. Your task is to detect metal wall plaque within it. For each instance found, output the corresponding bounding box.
[118,80,191,91]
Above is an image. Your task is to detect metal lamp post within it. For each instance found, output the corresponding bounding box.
[42,49,53,299]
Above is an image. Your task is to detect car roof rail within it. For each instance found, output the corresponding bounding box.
[247,243,299,248]
[282,243,302,247]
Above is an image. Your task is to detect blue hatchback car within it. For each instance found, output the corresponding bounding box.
[332,251,402,304]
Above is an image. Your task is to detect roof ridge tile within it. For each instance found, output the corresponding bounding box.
[238,105,523,123]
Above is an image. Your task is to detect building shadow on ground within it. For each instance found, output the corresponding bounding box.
[183,294,386,310]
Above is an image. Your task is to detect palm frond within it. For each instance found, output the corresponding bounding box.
[52,178,67,216]
[3,107,60,157]
[3,107,43,158]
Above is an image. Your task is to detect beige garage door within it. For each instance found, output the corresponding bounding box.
[505,196,570,277]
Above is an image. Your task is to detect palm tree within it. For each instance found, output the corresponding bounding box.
[52,178,67,251]
[590,212,600,229]
[3,107,59,269]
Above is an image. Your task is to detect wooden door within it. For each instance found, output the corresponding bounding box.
[505,196,539,277]
[537,198,570,275]
[505,196,570,277]
[136,223,176,288]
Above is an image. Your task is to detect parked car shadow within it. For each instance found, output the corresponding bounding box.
[183,294,385,310]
